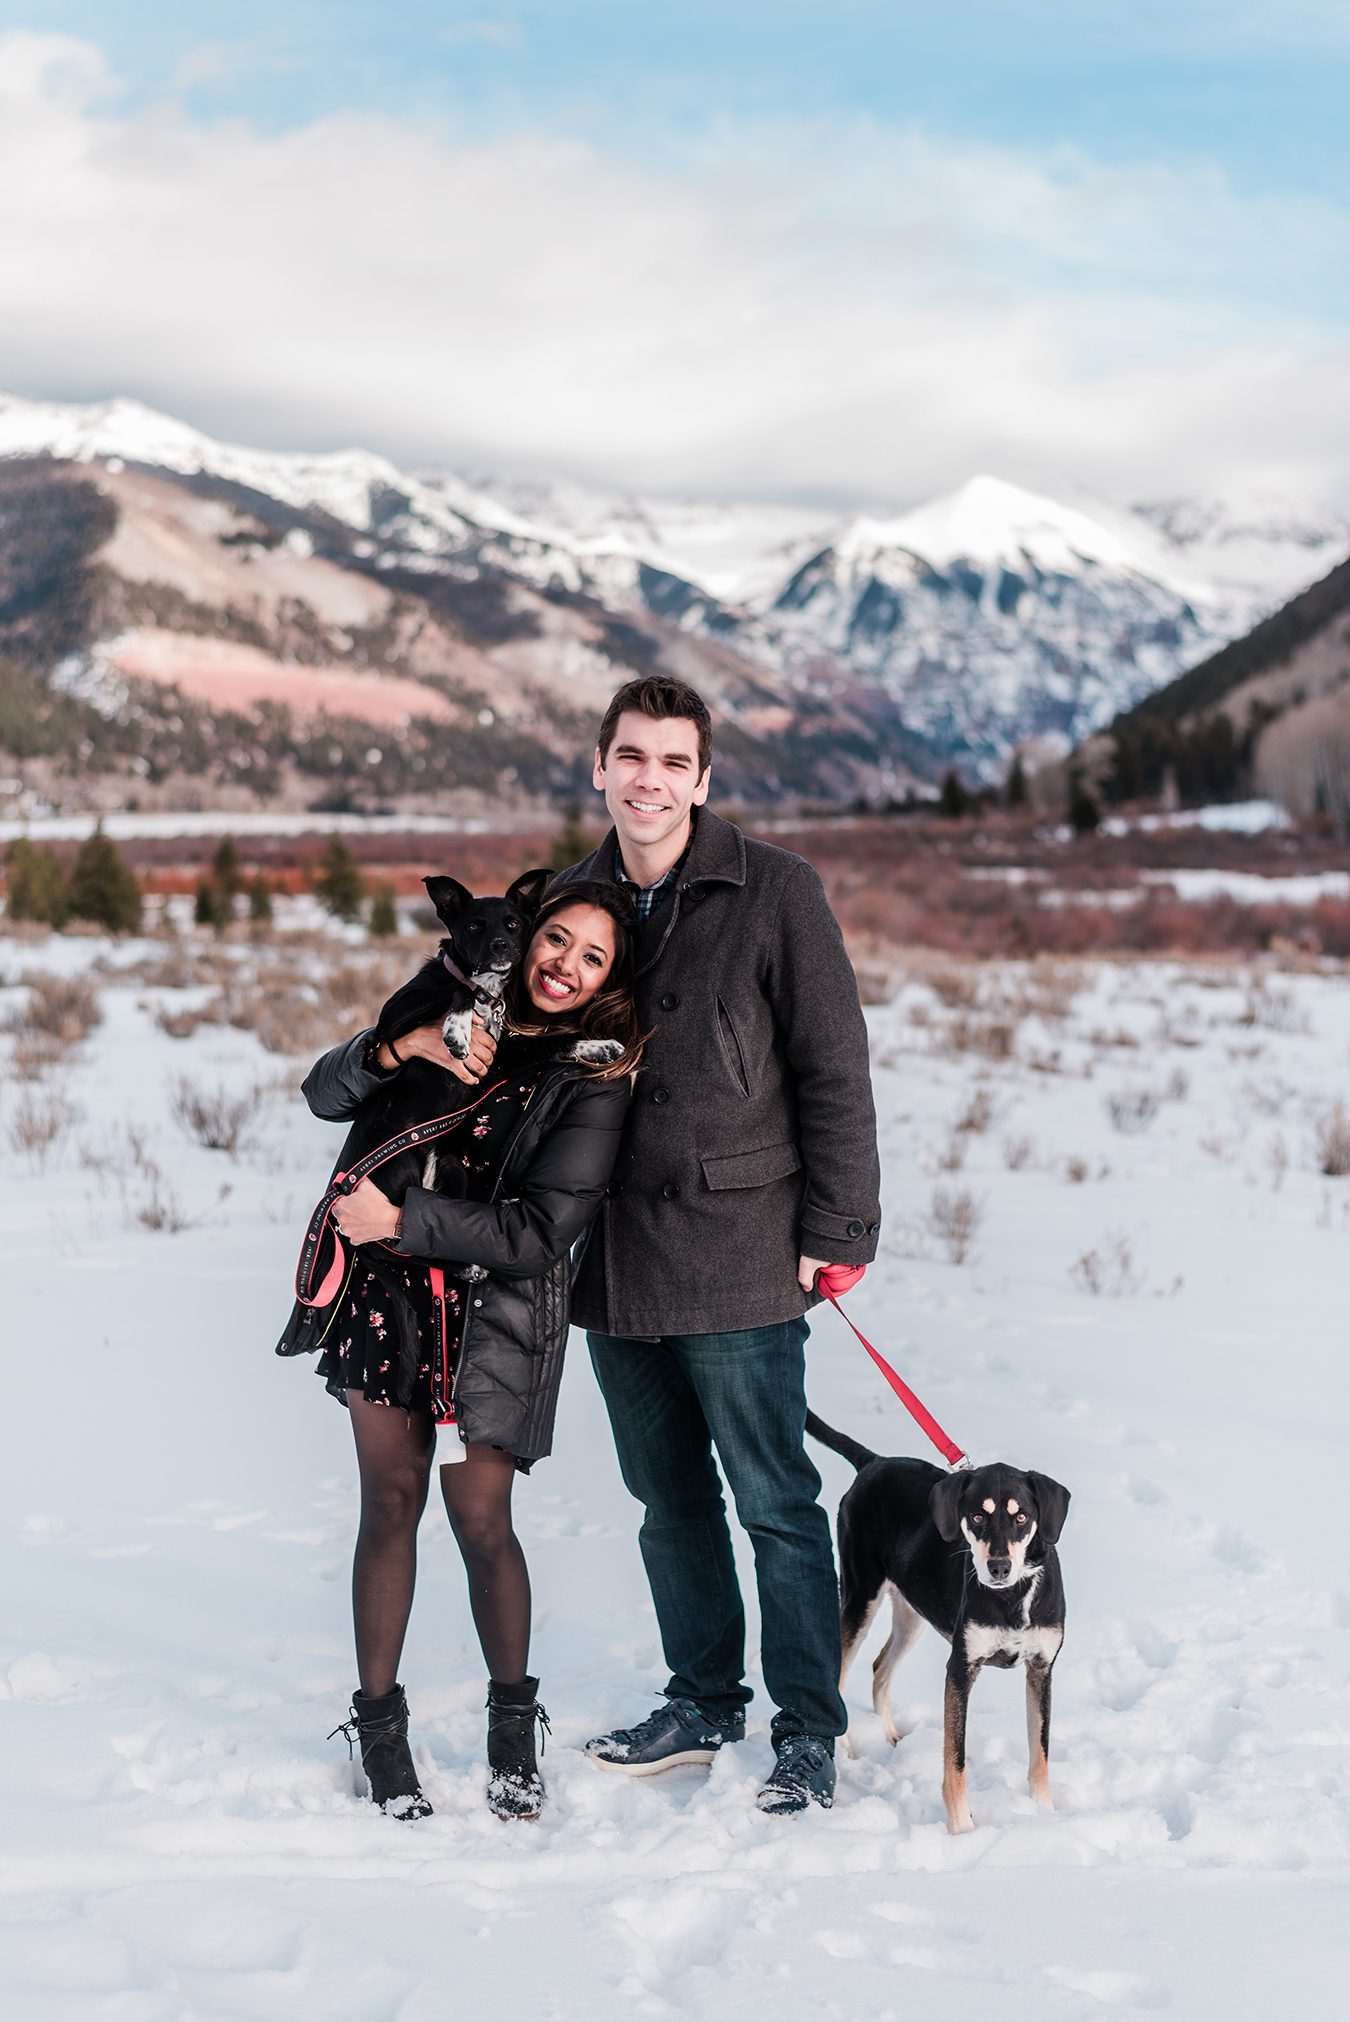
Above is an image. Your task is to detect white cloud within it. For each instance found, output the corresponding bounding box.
[0,28,1347,505]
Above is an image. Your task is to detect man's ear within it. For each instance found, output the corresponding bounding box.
[1027,1473,1071,1544]
[423,875,472,926]
[692,765,712,808]
[929,1473,967,1542]
[505,867,553,917]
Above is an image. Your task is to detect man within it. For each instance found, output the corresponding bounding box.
[557,673,881,1815]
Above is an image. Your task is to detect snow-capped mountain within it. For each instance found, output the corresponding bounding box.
[1,391,1346,794]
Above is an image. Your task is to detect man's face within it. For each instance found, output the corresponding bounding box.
[593,710,710,853]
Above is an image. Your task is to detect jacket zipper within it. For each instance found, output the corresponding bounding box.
[448,1075,551,1418]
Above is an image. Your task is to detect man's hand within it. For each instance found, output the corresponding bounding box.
[798,1254,830,1293]
[386,1015,498,1084]
[333,1177,401,1245]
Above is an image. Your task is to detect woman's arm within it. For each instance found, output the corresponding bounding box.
[301,1019,499,1120]
[395,1078,630,1278]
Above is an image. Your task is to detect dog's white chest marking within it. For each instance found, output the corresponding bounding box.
[963,1621,1062,1669]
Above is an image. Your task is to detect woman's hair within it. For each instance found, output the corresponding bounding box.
[505,879,646,1079]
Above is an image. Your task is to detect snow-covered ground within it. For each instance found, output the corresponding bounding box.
[2,931,1348,2020]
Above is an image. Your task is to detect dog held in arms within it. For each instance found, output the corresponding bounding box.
[348,869,551,1205]
[806,1412,1070,1834]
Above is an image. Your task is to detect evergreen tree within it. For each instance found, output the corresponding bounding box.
[938,768,969,819]
[368,881,399,937]
[314,836,366,922]
[212,835,244,898]
[1068,771,1102,836]
[193,876,228,932]
[247,873,274,926]
[67,825,142,934]
[1005,751,1028,808]
[5,838,70,927]
[549,804,595,872]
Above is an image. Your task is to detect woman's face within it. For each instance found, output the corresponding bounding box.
[522,903,618,1015]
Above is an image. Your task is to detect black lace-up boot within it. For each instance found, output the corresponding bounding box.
[486,1676,550,1821]
[332,1683,433,1820]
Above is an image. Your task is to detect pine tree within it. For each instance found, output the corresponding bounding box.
[212,835,244,898]
[247,873,274,926]
[938,768,969,819]
[1005,752,1028,808]
[549,805,595,872]
[368,882,399,937]
[1068,771,1101,836]
[5,838,70,927]
[314,836,366,922]
[67,825,142,934]
[193,875,230,932]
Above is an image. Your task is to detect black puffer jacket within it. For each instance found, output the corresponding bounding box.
[299,1029,630,1461]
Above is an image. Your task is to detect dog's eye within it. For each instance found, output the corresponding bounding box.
[469,918,486,932]
[504,917,520,932]
[969,1512,983,1528]
[1014,1512,1027,1524]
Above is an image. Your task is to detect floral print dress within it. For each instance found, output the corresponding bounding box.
[317,1038,550,1419]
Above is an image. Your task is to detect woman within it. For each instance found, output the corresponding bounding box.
[299,880,641,1823]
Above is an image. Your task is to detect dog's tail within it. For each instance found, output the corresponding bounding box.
[804,1409,878,1472]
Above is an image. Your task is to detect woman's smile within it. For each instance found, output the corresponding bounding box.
[522,902,617,1014]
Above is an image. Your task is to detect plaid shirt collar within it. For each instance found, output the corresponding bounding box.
[614,836,690,920]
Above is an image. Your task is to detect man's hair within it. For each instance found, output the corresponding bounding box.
[596,675,713,777]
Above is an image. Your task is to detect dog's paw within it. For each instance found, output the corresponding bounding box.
[946,1809,976,1835]
[568,1038,624,1063]
[441,1009,472,1059]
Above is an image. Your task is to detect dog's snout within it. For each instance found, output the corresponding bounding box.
[987,1558,1011,1581]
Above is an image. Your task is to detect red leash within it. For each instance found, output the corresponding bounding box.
[820,1281,970,1471]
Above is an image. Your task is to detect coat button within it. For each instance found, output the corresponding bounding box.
[660,992,680,1011]
[652,1085,670,1104]
[473,1298,483,1308]
[847,1219,865,1238]
[662,1181,680,1200]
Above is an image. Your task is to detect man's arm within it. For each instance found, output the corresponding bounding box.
[766,859,881,1273]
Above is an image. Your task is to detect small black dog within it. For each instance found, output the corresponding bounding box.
[807,1411,1070,1834]
[377,869,553,1063]
[332,866,551,1208]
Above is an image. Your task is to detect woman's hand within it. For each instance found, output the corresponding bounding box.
[333,1177,402,1245]
[380,1016,498,1083]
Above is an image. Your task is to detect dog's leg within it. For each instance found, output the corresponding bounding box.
[871,1584,925,1747]
[942,1649,979,1834]
[837,1582,883,1759]
[442,1003,473,1059]
[1025,1657,1055,1810]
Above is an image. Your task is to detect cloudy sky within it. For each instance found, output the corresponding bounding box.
[0,3,1347,507]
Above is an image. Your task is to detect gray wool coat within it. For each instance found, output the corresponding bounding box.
[557,807,881,1337]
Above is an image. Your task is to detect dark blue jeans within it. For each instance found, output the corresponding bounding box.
[588,1320,846,1741]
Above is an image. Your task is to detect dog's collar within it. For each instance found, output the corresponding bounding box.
[440,950,499,1009]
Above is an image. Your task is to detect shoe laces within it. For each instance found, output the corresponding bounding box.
[328,1717,359,1760]
[774,1735,827,1775]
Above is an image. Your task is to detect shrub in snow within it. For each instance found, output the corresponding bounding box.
[1002,1132,1035,1171]
[927,1185,984,1264]
[170,1076,268,1157]
[1105,1086,1162,1134]
[1069,1232,1142,1297]
[7,1090,81,1169]
[1314,1104,1350,1177]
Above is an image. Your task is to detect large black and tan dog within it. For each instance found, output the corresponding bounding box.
[807,1412,1070,1834]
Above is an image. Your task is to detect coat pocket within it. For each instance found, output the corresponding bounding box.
[715,996,751,1098]
[700,1142,802,1191]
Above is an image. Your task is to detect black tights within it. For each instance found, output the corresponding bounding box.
[348,1391,531,1696]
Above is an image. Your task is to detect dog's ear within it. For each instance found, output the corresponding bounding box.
[423,875,473,926]
[1027,1472,1071,1544]
[505,866,553,918]
[929,1472,967,1542]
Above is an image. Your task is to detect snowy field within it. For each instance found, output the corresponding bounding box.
[2,927,1349,2021]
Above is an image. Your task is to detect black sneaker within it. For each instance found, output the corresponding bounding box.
[585,1697,745,1775]
[756,1734,836,1815]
